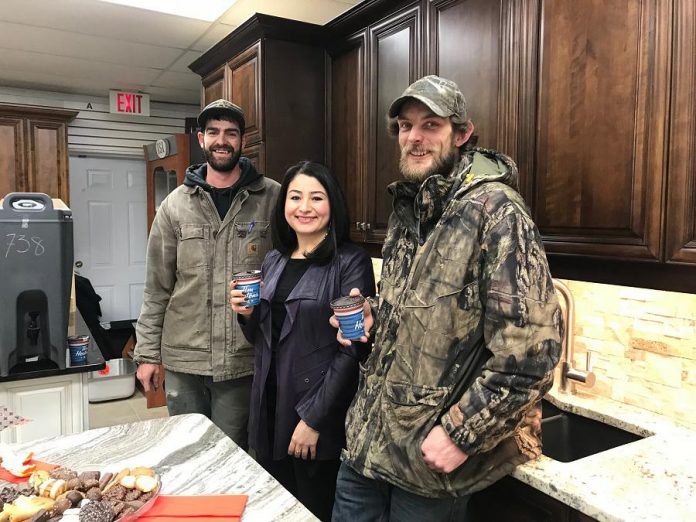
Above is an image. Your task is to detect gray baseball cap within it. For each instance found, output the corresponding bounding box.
[388,75,468,124]
[197,99,246,133]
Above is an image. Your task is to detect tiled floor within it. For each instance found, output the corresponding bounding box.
[88,388,169,429]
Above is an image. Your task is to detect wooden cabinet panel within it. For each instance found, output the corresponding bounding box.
[367,4,421,242]
[28,120,69,203]
[665,0,696,263]
[202,65,225,106]
[535,0,670,260]
[228,42,262,145]
[331,36,366,242]
[427,0,502,150]
[0,117,25,197]
[243,142,265,177]
[0,105,76,204]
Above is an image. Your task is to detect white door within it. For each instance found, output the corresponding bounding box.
[69,157,147,321]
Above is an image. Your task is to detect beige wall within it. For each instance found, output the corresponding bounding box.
[561,280,696,429]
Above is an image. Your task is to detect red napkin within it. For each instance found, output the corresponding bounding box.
[0,460,60,483]
[140,495,248,521]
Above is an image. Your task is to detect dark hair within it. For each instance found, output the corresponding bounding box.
[199,112,245,134]
[271,161,351,263]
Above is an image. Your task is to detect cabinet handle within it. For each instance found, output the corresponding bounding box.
[355,221,362,231]
[365,223,371,231]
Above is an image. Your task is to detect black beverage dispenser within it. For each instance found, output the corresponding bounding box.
[0,193,73,376]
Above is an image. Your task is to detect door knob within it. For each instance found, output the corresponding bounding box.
[75,260,83,268]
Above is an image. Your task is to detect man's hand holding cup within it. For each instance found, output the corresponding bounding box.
[330,288,373,346]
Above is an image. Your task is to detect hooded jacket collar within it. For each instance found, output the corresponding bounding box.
[182,157,263,193]
[388,147,519,239]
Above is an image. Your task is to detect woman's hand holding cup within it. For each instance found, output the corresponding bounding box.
[229,280,255,317]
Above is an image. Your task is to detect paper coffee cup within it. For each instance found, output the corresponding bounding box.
[330,295,366,340]
[67,335,89,365]
[234,270,262,307]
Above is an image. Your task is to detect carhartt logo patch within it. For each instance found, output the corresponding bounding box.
[247,243,258,255]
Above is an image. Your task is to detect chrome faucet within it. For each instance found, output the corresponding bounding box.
[553,279,596,392]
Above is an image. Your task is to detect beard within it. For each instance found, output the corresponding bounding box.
[203,145,242,173]
[399,139,459,182]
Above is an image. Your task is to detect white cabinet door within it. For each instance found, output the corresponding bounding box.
[0,373,87,443]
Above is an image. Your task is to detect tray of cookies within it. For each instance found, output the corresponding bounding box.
[0,466,160,522]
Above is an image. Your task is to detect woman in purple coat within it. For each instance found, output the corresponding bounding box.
[230,161,375,521]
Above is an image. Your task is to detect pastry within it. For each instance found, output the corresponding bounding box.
[77,473,99,483]
[37,480,66,500]
[2,495,55,522]
[84,490,101,502]
[130,467,154,478]
[78,501,114,522]
[102,486,125,502]
[97,474,112,492]
[133,476,157,494]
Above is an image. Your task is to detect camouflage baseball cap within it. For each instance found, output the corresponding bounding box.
[388,75,467,124]
[197,99,246,133]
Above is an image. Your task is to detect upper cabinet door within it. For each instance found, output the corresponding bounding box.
[0,116,26,197]
[427,0,502,151]
[366,4,422,243]
[202,65,226,106]
[27,118,70,204]
[665,0,696,263]
[534,0,670,260]
[227,42,263,146]
[331,33,368,243]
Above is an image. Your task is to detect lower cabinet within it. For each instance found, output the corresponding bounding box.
[467,476,597,522]
[0,373,88,443]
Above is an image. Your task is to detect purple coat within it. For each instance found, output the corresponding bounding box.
[240,243,376,461]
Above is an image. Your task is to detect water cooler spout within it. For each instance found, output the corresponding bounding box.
[27,312,41,345]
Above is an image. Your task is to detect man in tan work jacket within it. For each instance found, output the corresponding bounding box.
[134,100,280,448]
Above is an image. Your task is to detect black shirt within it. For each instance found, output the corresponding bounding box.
[270,258,313,352]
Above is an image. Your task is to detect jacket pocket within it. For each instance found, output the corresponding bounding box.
[233,220,271,267]
[177,224,209,270]
[379,380,452,490]
[294,359,330,394]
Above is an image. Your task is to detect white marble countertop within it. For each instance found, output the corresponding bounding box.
[512,389,696,521]
[0,413,318,522]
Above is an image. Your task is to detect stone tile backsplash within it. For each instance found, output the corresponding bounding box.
[559,280,696,429]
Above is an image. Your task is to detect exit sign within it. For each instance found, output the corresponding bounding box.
[109,90,150,116]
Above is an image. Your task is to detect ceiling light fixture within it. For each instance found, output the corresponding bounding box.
[95,0,236,22]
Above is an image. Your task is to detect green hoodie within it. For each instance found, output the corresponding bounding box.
[343,147,563,497]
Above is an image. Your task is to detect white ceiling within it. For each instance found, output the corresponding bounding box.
[0,0,363,105]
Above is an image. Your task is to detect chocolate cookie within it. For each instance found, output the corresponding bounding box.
[79,501,115,522]
[83,479,100,491]
[85,488,102,501]
[123,489,141,502]
[102,485,126,501]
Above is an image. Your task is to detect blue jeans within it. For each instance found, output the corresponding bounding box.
[332,462,470,522]
[164,370,252,450]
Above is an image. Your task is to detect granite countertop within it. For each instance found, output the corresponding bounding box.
[512,388,696,521]
[0,343,105,383]
[0,414,318,521]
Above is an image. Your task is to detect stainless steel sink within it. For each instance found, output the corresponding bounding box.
[540,399,645,462]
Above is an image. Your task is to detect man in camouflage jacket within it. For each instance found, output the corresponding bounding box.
[332,76,563,520]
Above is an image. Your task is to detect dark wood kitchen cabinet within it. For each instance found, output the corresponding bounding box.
[190,14,326,183]
[331,32,368,243]
[0,104,78,204]
[665,0,696,264]
[192,0,696,290]
[327,1,423,247]
[534,0,670,261]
